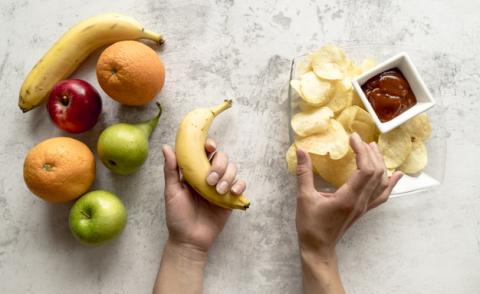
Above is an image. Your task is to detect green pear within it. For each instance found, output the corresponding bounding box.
[97,103,162,175]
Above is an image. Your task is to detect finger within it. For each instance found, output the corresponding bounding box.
[162,145,181,188]
[205,138,217,154]
[231,180,246,195]
[345,134,375,192]
[360,142,386,199]
[368,142,390,202]
[370,141,385,166]
[367,171,403,210]
[350,132,371,171]
[207,151,228,186]
[296,148,315,196]
[216,163,237,195]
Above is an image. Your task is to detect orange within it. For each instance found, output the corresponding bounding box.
[96,40,165,106]
[23,137,95,203]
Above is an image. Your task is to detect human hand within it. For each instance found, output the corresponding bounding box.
[162,139,246,254]
[296,132,403,260]
[295,133,403,293]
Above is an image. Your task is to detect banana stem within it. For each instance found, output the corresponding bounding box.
[142,29,165,45]
[210,100,233,117]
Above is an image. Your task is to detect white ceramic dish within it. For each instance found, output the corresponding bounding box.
[288,45,447,197]
[352,52,436,133]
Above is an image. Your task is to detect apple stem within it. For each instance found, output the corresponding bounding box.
[135,102,162,138]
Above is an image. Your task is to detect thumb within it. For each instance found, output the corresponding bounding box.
[162,144,182,187]
[296,148,315,196]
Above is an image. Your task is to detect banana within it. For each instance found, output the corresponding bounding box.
[18,13,164,112]
[175,100,251,210]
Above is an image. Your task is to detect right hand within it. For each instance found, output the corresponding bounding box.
[162,138,246,254]
[295,132,403,260]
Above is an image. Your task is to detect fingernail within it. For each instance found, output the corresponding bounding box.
[231,184,240,195]
[206,172,219,185]
[216,181,229,194]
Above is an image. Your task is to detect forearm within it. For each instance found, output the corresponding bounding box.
[153,239,208,294]
[300,249,345,294]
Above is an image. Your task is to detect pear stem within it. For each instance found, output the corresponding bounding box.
[211,99,233,117]
[136,102,162,138]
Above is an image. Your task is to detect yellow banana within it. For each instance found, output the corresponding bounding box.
[18,13,164,112]
[175,100,251,210]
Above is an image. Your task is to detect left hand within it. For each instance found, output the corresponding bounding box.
[162,139,246,254]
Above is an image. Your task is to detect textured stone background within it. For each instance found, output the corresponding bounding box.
[1,0,479,293]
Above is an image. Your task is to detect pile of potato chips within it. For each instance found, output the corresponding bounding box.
[286,45,432,188]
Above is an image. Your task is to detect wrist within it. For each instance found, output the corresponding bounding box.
[300,245,337,270]
[300,248,344,294]
[299,239,337,263]
[164,238,208,266]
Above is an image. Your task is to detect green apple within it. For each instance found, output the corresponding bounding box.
[97,103,162,175]
[69,190,127,245]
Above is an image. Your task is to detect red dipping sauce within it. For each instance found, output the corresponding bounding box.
[361,68,416,122]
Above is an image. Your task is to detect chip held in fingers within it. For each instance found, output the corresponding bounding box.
[295,119,349,160]
[337,105,378,143]
[311,148,357,188]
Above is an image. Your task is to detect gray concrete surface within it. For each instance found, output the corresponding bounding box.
[1,0,479,293]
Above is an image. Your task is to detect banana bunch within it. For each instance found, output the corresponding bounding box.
[18,13,164,112]
[176,100,251,210]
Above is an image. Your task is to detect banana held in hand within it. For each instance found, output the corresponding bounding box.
[19,13,164,112]
[175,100,250,210]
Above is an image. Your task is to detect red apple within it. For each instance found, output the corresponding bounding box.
[47,79,102,133]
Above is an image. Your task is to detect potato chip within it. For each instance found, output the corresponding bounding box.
[313,62,344,80]
[386,168,396,177]
[399,140,428,174]
[311,45,347,80]
[295,119,349,160]
[311,45,347,64]
[339,77,353,91]
[291,107,334,137]
[300,71,333,106]
[352,121,377,143]
[311,148,357,188]
[298,100,319,112]
[337,105,357,130]
[346,61,362,77]
[360,58,377,73]
[353,105,375,125]
[351,92,365,108]
[378,127,412,169]
[295,55,312,76]
[400,113,432,141]
[290,79,303,97]
[326,88,353,114]
[285,144,297,174]
[337,106,378,142]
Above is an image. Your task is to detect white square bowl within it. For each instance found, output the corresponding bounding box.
[352,52,436,133]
